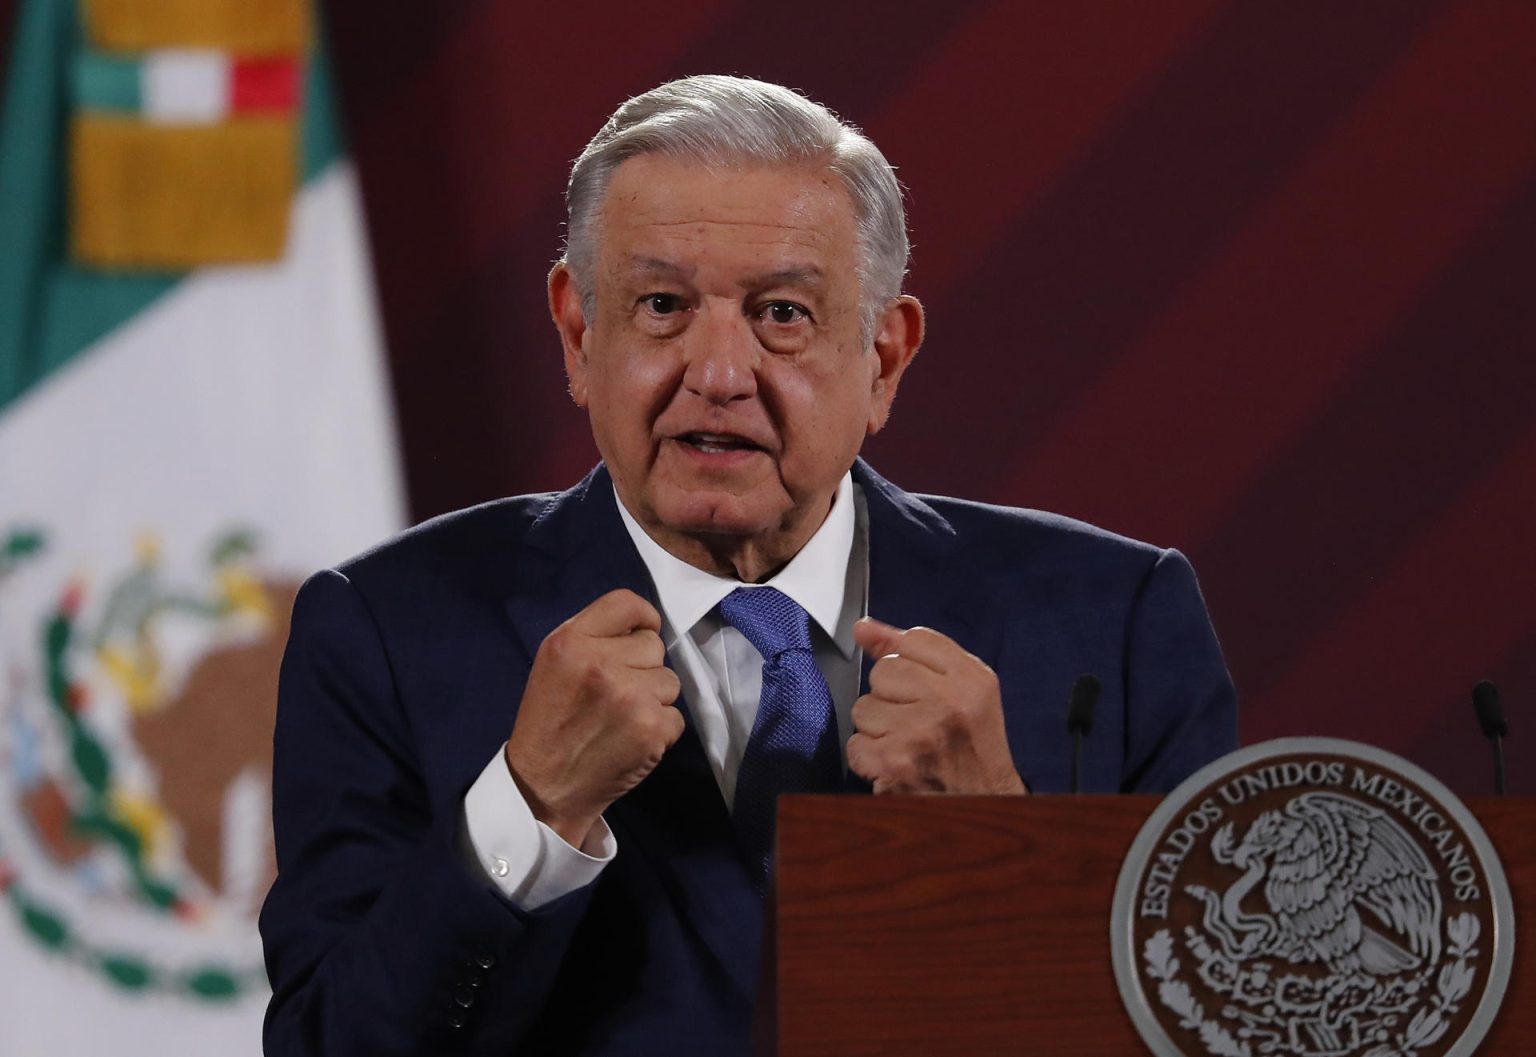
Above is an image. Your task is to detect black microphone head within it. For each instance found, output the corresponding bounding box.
[1066,674,1102,736]
[1472,680,1507,738]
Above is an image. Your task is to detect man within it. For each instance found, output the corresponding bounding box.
[260,75,1236,1055]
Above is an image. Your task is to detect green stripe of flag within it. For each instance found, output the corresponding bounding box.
[72,51,141,113]
[0,0,347,412]
[300,32,343,184]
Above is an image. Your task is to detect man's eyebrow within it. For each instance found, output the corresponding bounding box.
[744,267,824,290]
[620,256,694,280]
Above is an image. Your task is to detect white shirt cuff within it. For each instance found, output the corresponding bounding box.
[461,743,615,909]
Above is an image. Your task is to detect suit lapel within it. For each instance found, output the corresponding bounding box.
[853,459,1003,696]
[501,465,651,666]
[501,465,762,997]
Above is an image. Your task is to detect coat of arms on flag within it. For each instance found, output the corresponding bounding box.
[0,526,293,999]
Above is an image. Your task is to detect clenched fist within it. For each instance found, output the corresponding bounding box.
[847,618,1027,796]
[504,589,684,846]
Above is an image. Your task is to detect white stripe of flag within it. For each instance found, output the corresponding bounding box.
[142,50,230,125]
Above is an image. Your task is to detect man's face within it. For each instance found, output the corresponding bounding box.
[551,154,920,576]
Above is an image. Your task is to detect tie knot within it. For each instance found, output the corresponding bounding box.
[718,587,813,661]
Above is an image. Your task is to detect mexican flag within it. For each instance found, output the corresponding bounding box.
[0,1,403,1053]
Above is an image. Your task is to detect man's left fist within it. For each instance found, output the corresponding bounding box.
[847,618,1027,795]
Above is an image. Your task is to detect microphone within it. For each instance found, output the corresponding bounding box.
[1471,680,1507,795]
[1066,674,1101,794]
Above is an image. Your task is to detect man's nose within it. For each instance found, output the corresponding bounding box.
[681,300,758,404]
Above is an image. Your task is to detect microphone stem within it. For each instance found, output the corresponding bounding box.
[1071,733,1082,795]
[1494,735,1506,795]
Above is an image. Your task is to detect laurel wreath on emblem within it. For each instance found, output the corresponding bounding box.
[0,527,270,1001]
[1145,915,1478,1057]
[1141,791,1483,1057]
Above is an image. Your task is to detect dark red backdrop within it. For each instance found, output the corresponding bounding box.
[6,1,1531,794]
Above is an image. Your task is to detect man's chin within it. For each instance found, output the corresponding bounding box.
[648,488,783,542]
[659,506,775,541]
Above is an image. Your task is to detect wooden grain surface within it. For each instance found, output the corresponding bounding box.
[771,795,1533,1057]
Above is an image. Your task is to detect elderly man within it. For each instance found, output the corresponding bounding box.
[260,75,1236,1055]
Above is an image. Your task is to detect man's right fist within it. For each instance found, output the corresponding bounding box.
[504,589,684,847]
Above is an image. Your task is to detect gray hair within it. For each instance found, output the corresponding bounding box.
[561,74,909,339]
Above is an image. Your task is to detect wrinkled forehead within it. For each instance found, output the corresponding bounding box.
[592,155,862,282]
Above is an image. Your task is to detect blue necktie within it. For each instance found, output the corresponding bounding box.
[719,586,843,886]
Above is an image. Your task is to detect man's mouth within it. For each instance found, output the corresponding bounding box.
[675,432,764,455]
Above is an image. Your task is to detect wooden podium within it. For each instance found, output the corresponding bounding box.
[763,795,1534,1056]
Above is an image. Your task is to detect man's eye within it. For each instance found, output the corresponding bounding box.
[761,301,809,325]
[641,293,685,314]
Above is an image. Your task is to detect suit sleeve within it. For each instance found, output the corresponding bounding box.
[1119,548,1238,792]
[259,569,592,1056]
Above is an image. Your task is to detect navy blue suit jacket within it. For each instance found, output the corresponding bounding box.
[260,460,1237,1056]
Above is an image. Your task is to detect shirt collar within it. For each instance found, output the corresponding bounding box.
[614,473,856,657]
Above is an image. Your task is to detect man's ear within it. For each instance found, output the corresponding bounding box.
[866,295,925,435]
[549,262,591,407]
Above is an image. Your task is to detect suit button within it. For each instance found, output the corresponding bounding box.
[448,1008,469,1029]
[474,951,496,970]
[453,985,476,1008]
[460,967,484,989]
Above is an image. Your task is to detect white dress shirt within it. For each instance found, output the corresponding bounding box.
[463,473,867,908]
